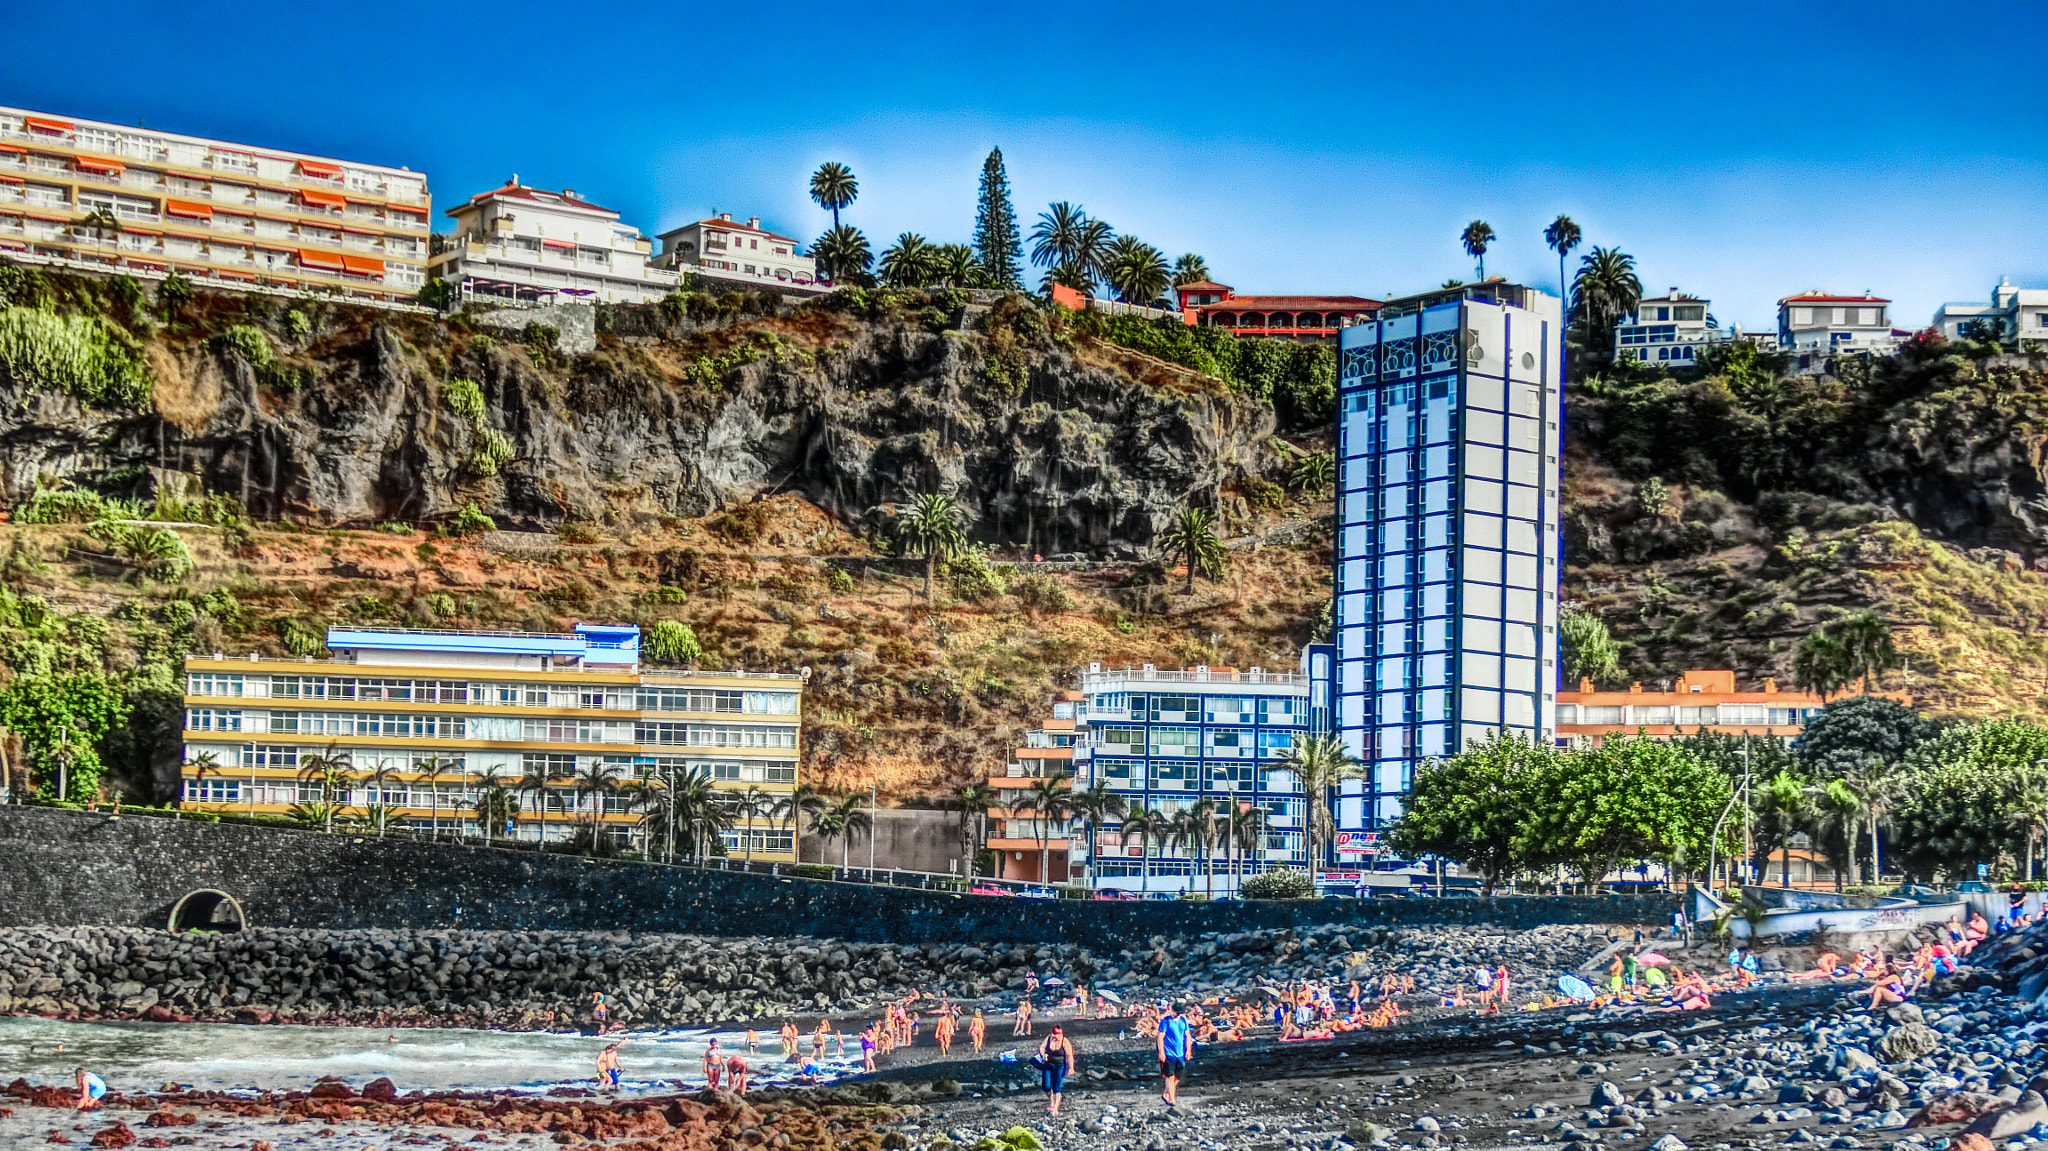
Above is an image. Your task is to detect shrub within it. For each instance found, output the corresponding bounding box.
[826,568,856,594]
[0,307,153,408]
[1013,572,1074,615]
[472,428,513,476]
[157,272,194,319]
[1239,868,1314,899]
[442,376,486,423]
[417,278,454,311]
[284,309,311,342]
[374,521,416,535]
[278,618,325,657]
[448,503,495,537]
[212,324,275,371]
[17,488,111,524]
[644,620,705,665]
[944,546,1008,602]
[556,522,600,544]
[121,527,194,583]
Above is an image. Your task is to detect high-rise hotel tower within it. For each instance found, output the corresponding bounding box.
[1328,281,1564,836]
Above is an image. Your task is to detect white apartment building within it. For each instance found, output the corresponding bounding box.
[0,104,429,302]
[428,178,678,307]
[656,213,827,295]
[1933,278,2048,351]
[1613,289,1722,366]
[1777,290,1904,373]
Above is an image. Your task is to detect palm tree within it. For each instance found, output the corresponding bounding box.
[294,745,352,834]
[731,785,773,865]
[1159,507,1225,594]
[516,761,559,843]
[1839,760,1899,883]
[572,761,624,856]
[1118,806,1172,895]
[896,492,966,603]
[1171,254,1211,287]
[1073,218,1115,293]
[1024,773,1074,886]
[1067,782,1129,884]
[1571,246,1643,358]
[811,225,872,285]
[810,792,872,871]
[1028,202,1089,275]
[1103,236,1169,305]
[1804,778,1863,891]
[953,780,996,879]
[1224,802,1271,897]
[415,755,457,839]
[76,206,120,258]
[1753,769,1812,887]
[1176,796,1222,899]
[1544,215,1582,317]
[182,750,222,816]
[668,765,730,864]
[931,243,986,288]
[474,778,519,845]
[808,162,857,229]
[1279,735,1364,891]
[1794,629,1852,699]
[1831,612,1898,693]
[879,232,937,288]
[775,784,828,863]
[2004,765,2048,883]
[361,758,406,839]
[1460,220,1495,281]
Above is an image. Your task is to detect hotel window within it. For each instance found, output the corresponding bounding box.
[1149,726,1200,756]
[1555,703,1578,723]
[1581,705,1623,724]
[188,673,246,696]
[185,708,242,732]
[244,744,299,769]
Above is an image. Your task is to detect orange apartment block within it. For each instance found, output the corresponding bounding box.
[1556,669,1907,744]
[986,690,1082,883]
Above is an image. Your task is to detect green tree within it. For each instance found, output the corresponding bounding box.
[1028,202,1088,278]
[1890,719,2047,881]
[361,758,406,839]
[1118,806,1172,895]
[1067,781,1129,884]
[811,225,872,285]
[1544,215,1582,322]
[2005,764,2048,882]
[644,620,705,666]
[1559,608,1620,687]
[1752,769,1814,886]
[1024,773,1074,886]
[1460,220,1495,281]
[1571,246,1643,366]
[293,745,353,834]
[473,770,518,844]
[810,792,872,871]
[1387,731,1548,893]
[953,780,996,878]
[1794,629,1851,699]
[1159,507,1225,594]
[1793,695,1934,779]
[572,760,623,855]
[1172,797,1224,898]
[1517,735,1734,890]
[879,232,938,288]
[1171,254,1211,287]
[1220,801,1270,895]
[971,148,1024,289]
[1830,611,1899,692]
[1278,734,1365,889]
[808,161,857,230]
[1634,476,1673,521]
[1102,236,1169,305]
[1072,217,1115,294]
[0,672,129,803]
[896,492,967,603]
[157,272,194,321]
[931,243,987,289]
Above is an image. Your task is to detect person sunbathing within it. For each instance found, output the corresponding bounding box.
[1864,963,1909,1010]
[1790,952,1843,980]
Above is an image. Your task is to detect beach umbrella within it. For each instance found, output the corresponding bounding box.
[1096,988,1123,1004]
[1638,952,1671,966]
[1557,975,1597,1000]
[1042,976,1067,987]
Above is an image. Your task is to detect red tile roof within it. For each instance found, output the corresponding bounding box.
[672,217,799,244]
[1175,280,1233,292]
[462,183,616,216]
[1779,292,1890,304]
[1199,295,1379,310]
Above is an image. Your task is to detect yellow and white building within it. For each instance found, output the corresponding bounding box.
[0,105,429,302]
[179,624,802,861]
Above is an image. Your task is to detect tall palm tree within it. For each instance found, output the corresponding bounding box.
[294,745,352,834]
[1460,220,1495,281]
[896,492,967,603]
[1838,760,1899,883]
[572,760,624,856]
[1119,806,1172,895]
[1024,773,1074,886]
[619,775,664,858]
[1028,202,1089,275]
[1171,254,1211,287]
[1279,735,1364,891]
[415,755,457,840]
[811,792,872,871]
[361,758,406,839]
[474,778,519,846]
[953,780,997,879]
[1176,796,1222,899]
[182,750,222,816]
[1103,236,1169,305]
[1804,778,1863,891]
[1224,802,1272,896]
[1544,215,1582,317]
[879,232,937,288]
[76,206,120,258]
[808,162,857,229]
[1159,507,1225,594]
[2005,765,2048,883]
[775,784,829,862]
[1571,246,1643,358]
[1831,612,1898,693]
[516,760,559,843]
[1753,769,1812,887]
[1073,218,1115,293]
[811,225,872,285]
[668,765,730,864]
[732,785,773,865]
[1067,782,1129,885]
[1794,629,1852,700]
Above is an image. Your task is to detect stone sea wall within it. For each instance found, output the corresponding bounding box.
[0,807,1678,945]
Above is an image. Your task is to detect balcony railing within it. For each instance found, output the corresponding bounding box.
[1081,666,1308,687]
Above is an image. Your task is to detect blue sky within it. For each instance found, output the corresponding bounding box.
[12,1,2046,329]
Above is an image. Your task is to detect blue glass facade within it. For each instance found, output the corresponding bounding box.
[1328,284,1563,839]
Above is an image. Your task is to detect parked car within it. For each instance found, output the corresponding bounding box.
[969,884,1016,897]
[1016,887,1057,900]
[1958,881,1994,893]
[1093,889,1139,901]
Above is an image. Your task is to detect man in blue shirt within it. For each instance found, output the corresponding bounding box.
[1157,1002,1192,1105]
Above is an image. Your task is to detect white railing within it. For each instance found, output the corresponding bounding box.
[1082,666,1308,687]
[0,247,436,314]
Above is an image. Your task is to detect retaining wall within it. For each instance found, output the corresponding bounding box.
[0,807,1678,945]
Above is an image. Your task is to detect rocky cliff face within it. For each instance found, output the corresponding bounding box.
[0,290,1275,555]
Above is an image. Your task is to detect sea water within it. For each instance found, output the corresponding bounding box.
[0,1016,861,1094]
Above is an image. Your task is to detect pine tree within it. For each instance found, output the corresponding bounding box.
[972,148,1024,289]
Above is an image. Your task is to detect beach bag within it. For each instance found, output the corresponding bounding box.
[1028,1052,1051,1070]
